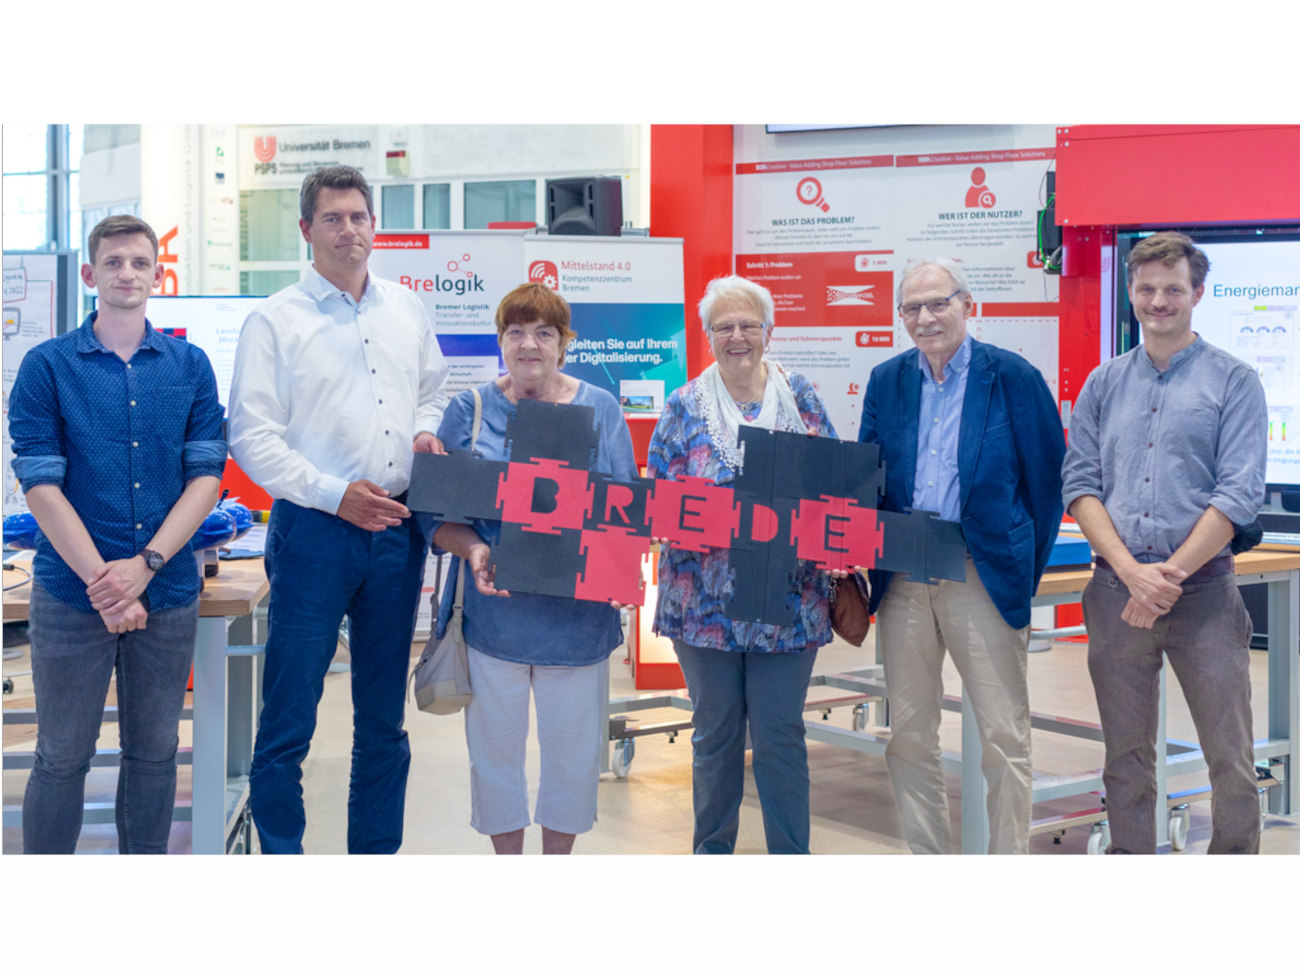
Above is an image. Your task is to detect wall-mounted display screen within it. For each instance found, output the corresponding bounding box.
[107,295,265,414]
[1116,228,1300,490]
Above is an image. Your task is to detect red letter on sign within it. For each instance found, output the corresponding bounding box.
[496,458,593,535]
[644,476,740,553]
[154,226,180,296]
[789,497,883,572]
[603,483,635,525]
[748,503,779,543]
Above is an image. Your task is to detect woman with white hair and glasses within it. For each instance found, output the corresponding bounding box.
[646,275,838,854]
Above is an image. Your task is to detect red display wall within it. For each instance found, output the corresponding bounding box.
[1052,124,1300,633]
[1056,125,1300,228]
[649,124,734,379]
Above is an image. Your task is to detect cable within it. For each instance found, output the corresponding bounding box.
[3,562,32,591]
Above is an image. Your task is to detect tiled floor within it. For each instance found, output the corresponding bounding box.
[5,620,1298,857]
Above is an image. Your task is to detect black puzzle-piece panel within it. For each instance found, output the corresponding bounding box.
[492,523,583,599]
[747,427,884,512]
[724,510,801,627]
[585,474,654,535]
[729,428,799,625]
[923,515,967,584]
[726,427,885,623]
[407,451,507,522]
[505,398,599,469]
[875,508,966,585]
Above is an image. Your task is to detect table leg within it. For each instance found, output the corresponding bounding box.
[1156,665,1169,845]
[960,687,990,854]
[1268,569,1299,815]
[191,617,228,854]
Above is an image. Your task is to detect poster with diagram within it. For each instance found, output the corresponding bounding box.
[732,155,897,437]
[732,146,1062,438]
[3,252,70,516]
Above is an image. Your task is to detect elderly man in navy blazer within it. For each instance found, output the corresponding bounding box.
[858,258,1065,854]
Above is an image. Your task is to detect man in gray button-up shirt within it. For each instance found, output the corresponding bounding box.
[1062,231,1267,854]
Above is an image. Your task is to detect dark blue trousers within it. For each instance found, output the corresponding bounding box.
[672,641,818,854]
[250,500,426,854]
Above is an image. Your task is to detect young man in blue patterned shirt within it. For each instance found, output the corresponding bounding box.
[9,214,227,854]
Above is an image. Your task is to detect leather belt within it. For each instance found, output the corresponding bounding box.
[1094,554,1233,584]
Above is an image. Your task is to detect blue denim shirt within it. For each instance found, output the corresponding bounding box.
[427,380,638,666]
[8,313,228,612]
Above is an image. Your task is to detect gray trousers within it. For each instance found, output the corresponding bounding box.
[1083,567,1259,854]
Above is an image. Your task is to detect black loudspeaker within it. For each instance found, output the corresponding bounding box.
[546,177,623,235]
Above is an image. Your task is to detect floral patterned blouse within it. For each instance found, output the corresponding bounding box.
[646,370,836,653]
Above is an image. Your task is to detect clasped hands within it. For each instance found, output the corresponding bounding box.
[1119,561,1188,629]
[86,557,151,634]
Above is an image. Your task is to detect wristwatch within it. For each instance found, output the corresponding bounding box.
[140,548,166,573]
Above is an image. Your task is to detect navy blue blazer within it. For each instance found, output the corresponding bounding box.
[858,339,1065,630]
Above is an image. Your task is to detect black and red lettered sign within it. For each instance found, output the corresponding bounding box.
[408,399,964,626]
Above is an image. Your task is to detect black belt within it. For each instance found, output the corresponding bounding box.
[1094,553,1233,584]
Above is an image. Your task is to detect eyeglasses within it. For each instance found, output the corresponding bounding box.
[503,325,559,342]
[710,321,766,337]
[899,290,962,320]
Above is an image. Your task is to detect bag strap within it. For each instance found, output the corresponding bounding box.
[445,387,480,638]
[452,554,467,613]
[470,386,483,453]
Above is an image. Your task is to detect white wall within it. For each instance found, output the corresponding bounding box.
[79,142,141,209]
[734,124,1059,162]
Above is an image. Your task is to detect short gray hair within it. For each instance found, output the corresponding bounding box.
[895,258,971,306]
[698,275,776,335]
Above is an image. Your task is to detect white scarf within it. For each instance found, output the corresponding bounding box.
[697,357,808,472]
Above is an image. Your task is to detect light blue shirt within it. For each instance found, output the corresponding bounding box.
[913,334,972,521]
[1062,336,1267,561]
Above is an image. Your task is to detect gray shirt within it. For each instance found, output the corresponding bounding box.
[1061,335,1267,561]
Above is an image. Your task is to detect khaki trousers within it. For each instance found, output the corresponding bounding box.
[878,559,1032,854]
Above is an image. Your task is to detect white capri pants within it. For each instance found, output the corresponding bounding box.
[464,645,608,836]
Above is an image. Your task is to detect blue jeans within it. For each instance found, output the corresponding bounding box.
[249,501,426,854]
[672,641,818,854]
[23,583,197,854]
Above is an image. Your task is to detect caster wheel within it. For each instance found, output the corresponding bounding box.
[1086,822,1109,855]
[1168,812,1188,851]
[612,738,635,778]
[851,703,868,733]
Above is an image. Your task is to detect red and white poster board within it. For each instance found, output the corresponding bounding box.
[733,146,1062,439]
[893,148,1059,400]
[733,155,897,439]
[370,230,527,398]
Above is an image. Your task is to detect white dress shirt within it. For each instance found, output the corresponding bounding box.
[228,267,449,515]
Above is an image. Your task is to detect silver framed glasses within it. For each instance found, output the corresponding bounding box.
[899,290,962,320]
[710,321,766,336]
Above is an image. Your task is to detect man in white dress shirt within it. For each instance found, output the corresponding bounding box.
[229,165,448,853]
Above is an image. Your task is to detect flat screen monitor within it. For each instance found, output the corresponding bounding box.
[95,295,265,414]
[1115,227,1300,493]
